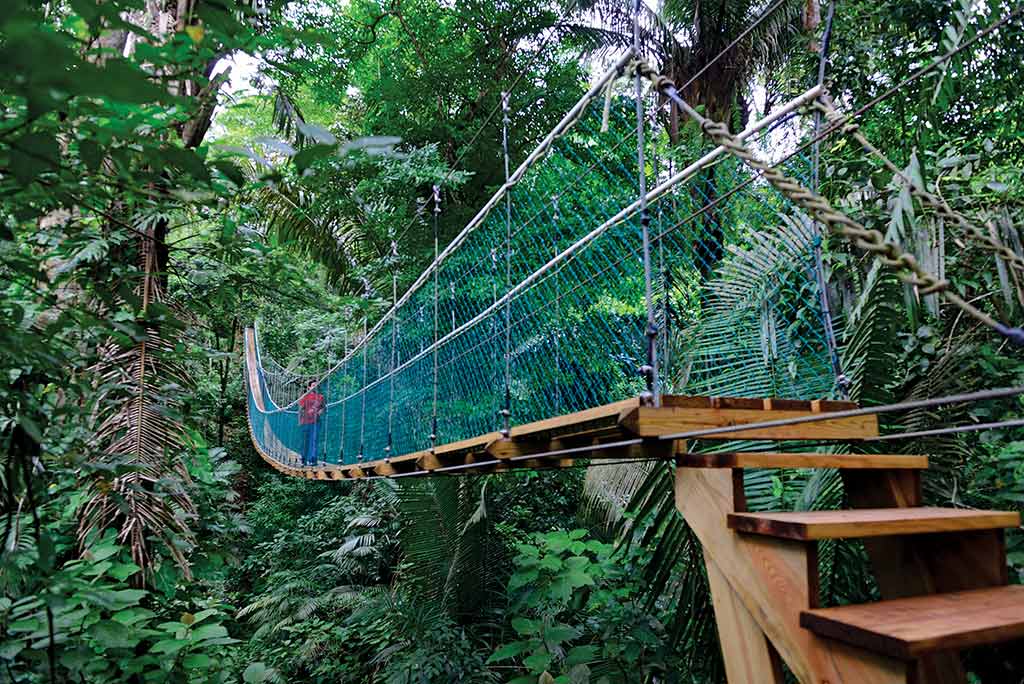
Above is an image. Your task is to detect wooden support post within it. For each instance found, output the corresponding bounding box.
[704,550,785,684]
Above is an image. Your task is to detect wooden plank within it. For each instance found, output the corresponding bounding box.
[621,406,879,440]
[662,395,713,408]
[681,452,928,470]
[728,508,1020,541]
[487,435,673,462]
[662,394,858,411]
[762,398,810,410]
[704,551,786,684]
[801,586,1024,660]
[434,433,498,456]
[508,398,639,440]
[676,467,907,683]
[713,396,771,410]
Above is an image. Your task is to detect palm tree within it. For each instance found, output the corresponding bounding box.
[78,2,235,582]
[564,0,814,277]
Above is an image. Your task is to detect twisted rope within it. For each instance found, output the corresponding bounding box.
[630,59,1023,346]
[815,95,1024,281]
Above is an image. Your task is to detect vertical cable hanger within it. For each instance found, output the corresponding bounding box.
[358,312,368,463]
[634,0,659,407]
[651,96,670,390]
[431,184,441,451]
[386,241,398,458]
[553,195,562,415]
[500,90,513,438]
[809,0,848,399]
[323,368,330,466]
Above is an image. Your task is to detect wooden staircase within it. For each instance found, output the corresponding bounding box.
[675,448,1023,684]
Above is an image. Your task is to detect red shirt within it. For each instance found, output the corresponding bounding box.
[298,391,324,425]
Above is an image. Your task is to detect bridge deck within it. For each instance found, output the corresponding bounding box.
[253,393,876,480]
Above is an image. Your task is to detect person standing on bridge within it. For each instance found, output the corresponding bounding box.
[298,380,325,466]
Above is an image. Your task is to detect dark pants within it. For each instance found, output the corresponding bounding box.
[302,421,319,466]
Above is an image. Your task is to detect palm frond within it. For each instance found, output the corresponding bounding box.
[393,476,495,617]
[253,178,386,293]
[80,224,195,581]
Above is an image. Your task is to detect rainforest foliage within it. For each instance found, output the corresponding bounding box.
[2,0,1024,683]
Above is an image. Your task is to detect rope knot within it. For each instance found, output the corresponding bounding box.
[918,279,949,295]
[817,98,860,135]
[629,58,675,93]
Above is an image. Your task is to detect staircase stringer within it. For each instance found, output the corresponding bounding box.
[675,466,908,684]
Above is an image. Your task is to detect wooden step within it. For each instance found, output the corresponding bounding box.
[801,585,1024,659]
[681,452,928,469]
[728,507,1020,540]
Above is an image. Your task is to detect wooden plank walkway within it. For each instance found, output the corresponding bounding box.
[247,385,883,482]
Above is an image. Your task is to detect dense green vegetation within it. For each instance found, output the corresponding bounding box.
[2,0,1023,682]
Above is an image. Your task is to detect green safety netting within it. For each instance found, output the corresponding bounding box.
[246,62,837,469]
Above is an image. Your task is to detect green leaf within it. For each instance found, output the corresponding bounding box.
[150,638,189,655]
[190,623,229,642]
[254,136,297,157]
[183,653,212,669]
[562,569,593,590]
[539,554,562,571]
[243,662,270,683]
[565,645,598,666]
[568,664,591,684]
[511,617,540,636]
[111,608,155,626]
[212,159,246,187]
[524,650,553,673]
[544,532,571,554]
[296,121,336,145]
[292,143,338,172]
[88,620,138,649]
[549,578,572,603]
[78,59,167,104]
[190,608,219,625]
[510,568,539,590]
[542,623,580,645]
[108,563,140,581]
[516,544,540,559]
[488,640,530,662]
[78,139,104,172]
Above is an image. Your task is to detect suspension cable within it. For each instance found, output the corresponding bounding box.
[431,184,441,451]
[870,417,1024,442]
[634,0,659,406]
[500,91,514,438]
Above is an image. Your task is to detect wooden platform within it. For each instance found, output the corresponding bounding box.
[801,586,1024,659]
[728,507,1020,541]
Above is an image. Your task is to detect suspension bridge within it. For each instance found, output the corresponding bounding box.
[242,27,1024,684]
